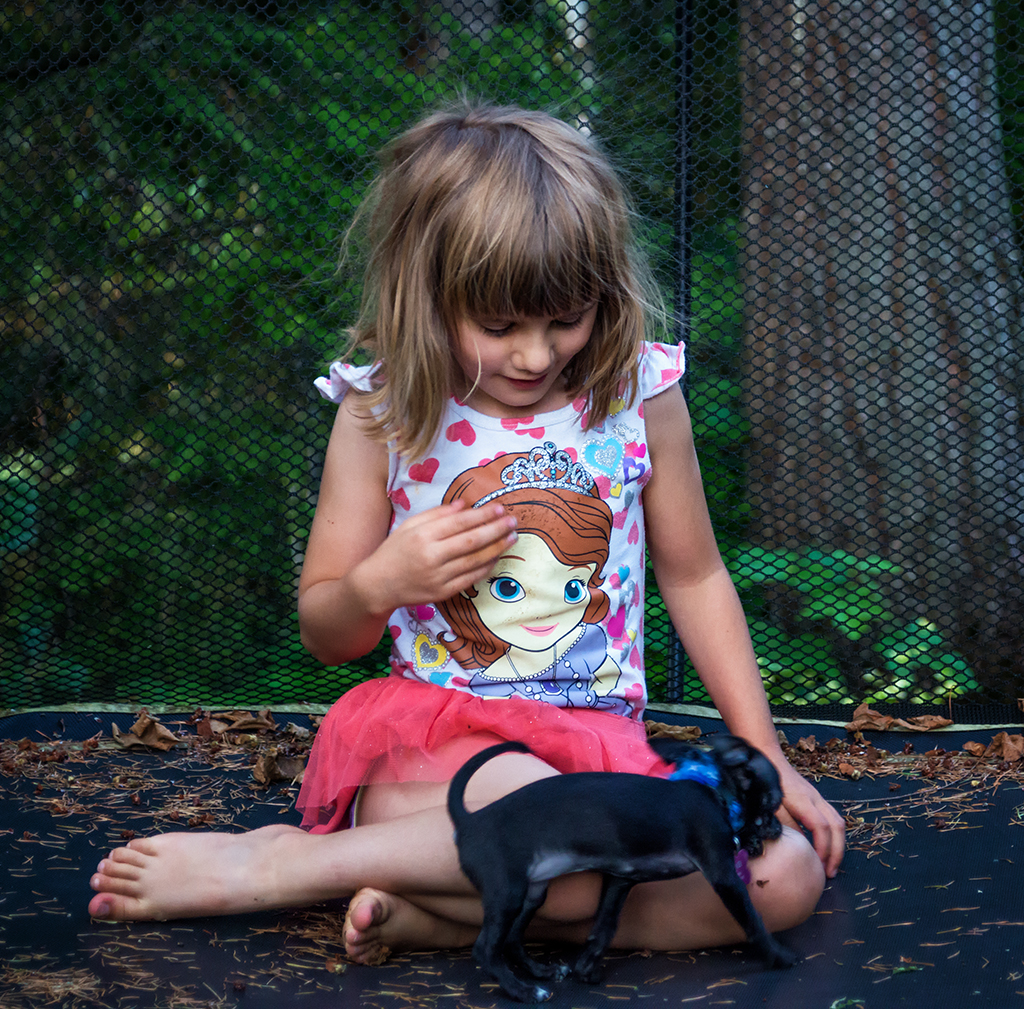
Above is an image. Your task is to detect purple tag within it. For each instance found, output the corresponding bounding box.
[734,848,751,884]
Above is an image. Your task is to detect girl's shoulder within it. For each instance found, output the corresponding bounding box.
[637,341,686,400]
[314,360,379,404]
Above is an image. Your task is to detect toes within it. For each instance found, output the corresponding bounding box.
[344,887,388,942]
[96,857,141,882]
[88,894,114,919]
[343,889,393,965]
[88,892,150,921]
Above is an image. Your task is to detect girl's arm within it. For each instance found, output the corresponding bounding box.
[297,397,519,666]
[642,383,845,878]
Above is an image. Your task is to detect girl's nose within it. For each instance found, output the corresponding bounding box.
[512,324,552,372]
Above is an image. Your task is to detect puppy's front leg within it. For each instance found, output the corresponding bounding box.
[709,876,798,969]
[571,875,635,984]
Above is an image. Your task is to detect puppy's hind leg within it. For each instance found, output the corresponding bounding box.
[474,883,560,1003]
[571,876,634,985]
[506,881,571,987]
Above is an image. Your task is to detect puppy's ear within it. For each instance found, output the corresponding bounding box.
[709,734,753,768]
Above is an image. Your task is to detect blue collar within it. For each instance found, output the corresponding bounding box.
[668,755,744,836]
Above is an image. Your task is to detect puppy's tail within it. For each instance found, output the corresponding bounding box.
[446,740,531,830]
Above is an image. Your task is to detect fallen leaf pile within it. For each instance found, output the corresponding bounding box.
[779,729,1024,783]
[644,709,1024,786]
[844,703,953,734]
[2,708,314,791]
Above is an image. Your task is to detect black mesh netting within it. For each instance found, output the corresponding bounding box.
[2,1,1023,713]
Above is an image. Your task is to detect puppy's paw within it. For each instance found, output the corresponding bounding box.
[492,971,555,1002]
[521,984,553,1003]
[572,966,605,986]
[570,958,605,986]
[523,961,569,982]
[766,943,799,969]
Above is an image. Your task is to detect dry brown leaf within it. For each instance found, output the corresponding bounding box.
[845,703,952,734]
[111,710,182,751]
[212,709,277,733]
[907,714,955,731]
[797,736,818,752]
[252,748,306,785]
[985,732,1024,762]
[644,721,702,741]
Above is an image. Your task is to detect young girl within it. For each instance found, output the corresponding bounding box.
[88,101,844,963]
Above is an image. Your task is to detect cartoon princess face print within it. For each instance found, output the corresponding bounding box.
[476,532,597,668]
[437,443,621,706]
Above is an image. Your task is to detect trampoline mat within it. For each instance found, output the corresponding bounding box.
[2,707,1023,1008]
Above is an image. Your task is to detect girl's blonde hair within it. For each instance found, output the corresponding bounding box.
[344,99,663,459]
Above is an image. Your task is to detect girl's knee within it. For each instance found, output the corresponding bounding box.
[537,871,604,925]
[752,827,826,932]
[527,828,827,938]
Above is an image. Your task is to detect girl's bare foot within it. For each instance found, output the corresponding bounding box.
[88,823,313,921]
[343,887,477,964]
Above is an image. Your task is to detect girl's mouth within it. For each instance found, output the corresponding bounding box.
[521,624,557,637]
[506,375,546,390]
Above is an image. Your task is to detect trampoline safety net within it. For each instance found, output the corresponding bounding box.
[2,0,1023,717]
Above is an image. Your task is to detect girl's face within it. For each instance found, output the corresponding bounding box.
[452,305,597,417]
[468,532,596,651]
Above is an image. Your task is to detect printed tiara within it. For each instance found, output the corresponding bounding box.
[474,442,597,507]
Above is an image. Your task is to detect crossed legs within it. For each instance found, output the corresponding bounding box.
[88,748,826,963]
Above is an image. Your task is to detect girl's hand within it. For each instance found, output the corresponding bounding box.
[298,400,516,665]
[357,500,518,617]
[774,761,846,879]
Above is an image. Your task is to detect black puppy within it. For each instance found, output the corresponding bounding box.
[447,735,797,1002]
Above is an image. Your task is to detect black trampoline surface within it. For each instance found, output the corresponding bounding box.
[2,706,1024,1008]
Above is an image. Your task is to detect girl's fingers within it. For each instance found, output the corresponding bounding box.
[777,767,845,878]
[414,503,518,565]
[437,527,519,595]
[377,502,517,605]
[435,502,515,543]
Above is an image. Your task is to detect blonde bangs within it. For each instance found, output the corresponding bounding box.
[440,163,603,325]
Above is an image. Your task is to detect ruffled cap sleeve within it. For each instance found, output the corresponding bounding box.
[638,341,686,399]
[314,361,379,404]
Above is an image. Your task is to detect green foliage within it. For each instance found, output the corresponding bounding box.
[0,1,616,706]
[0,462,39,552]
[729,546,898,640]
[723,544,980,705]
[863,619,983,704]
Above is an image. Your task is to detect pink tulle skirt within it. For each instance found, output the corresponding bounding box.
[296,674,669,833]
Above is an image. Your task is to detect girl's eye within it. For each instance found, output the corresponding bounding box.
[564,579,587,604]
[490,576,524,602]
[478,321,512,337]
[554,314,584,328]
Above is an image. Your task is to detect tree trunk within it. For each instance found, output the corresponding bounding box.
[740,0,1024,694]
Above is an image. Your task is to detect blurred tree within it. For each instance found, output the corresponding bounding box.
[740,0,1024,696]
